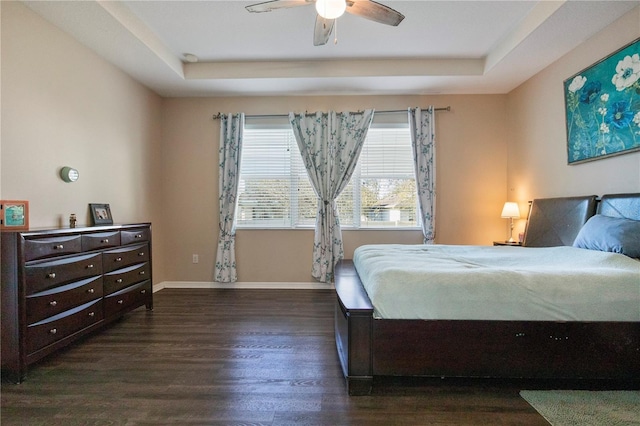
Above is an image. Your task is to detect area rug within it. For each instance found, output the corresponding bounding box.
[520,390,640,425]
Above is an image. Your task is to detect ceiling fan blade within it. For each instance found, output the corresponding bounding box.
[246,0,313,13]
[313,15,335,46]
[346,0,404,26]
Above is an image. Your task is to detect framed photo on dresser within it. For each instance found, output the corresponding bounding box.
[0,200,29,230]
[89,203,113,225]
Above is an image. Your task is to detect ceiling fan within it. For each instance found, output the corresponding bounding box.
[245,0,405,46]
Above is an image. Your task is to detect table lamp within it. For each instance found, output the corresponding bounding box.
[501,202,520,243]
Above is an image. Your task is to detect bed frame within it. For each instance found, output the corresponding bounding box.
[334,193,640,395]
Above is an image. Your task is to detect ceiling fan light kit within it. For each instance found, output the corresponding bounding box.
[246,0,405,46]
[315,0,346,19]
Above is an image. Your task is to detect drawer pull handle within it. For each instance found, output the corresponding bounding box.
[88,312,95,317]
[49,300,57,307]
[140,289,146,294]
[101,239,109,244]
[138,252,145,256]
[87,264,94,269]
[47,272,56,279]
[115,257,122,262]
[49,328,57,335]
[54,244,64,250]
[135,234,142,238]
[116,279,123,283]
[139,271,145,275]
[87,288,95,294]
[117,300,124,304]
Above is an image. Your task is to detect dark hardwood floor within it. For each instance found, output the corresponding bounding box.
[1,288,549,425]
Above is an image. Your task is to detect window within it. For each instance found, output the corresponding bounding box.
[236,118,419,229]
[339,126,418,228]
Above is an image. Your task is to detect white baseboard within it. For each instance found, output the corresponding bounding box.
[153,281,334,292]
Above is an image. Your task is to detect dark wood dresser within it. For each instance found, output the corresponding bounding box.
[1,223,153,383]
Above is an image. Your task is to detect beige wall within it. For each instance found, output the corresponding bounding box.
[1,2,166,282]
[11,3,635,285]
[162,95,508,283]
[506,6,640,237]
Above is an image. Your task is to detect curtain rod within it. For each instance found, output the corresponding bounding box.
[212,106,450,120]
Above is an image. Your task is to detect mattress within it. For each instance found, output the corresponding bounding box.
[353,244,640,321]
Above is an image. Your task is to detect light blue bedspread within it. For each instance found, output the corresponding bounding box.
[353,244,640,321]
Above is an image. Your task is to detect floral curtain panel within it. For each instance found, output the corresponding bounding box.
[289,110,374,283]
[409,107,436,244]
[215,113,244,282]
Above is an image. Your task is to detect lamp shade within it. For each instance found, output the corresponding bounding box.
[501,202,520,219]
[315,0,346,19]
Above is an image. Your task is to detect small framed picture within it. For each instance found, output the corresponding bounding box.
[0,200,29,231]
[89,203,113,226]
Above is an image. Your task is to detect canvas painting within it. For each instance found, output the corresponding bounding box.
[564,38,640,164]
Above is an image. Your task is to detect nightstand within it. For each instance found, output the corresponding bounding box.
[493,241,522,246]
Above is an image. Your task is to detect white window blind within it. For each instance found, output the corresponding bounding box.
[237,128,297,227]
[338,126,418,228]
[237,122,419,229]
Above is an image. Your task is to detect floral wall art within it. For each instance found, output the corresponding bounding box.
[564,38,640,164]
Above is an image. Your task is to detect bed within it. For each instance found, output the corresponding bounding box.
[334,193,640,395]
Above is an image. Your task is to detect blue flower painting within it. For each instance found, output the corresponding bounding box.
[564,38,640,164]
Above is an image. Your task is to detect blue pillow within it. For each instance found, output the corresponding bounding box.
[573,214,640,258]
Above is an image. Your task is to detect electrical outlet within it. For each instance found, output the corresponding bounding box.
[192,254,199,264]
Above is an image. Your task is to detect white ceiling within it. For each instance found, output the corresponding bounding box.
[22,0,640,97]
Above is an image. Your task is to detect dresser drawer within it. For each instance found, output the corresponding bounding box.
[121,228,150,245]
[26,276,103,325]
[82,231,121,251]
[103,263,150,295]
[104,280,151,317]
[24,235,82,261]
[103,244,149,273]
[25,253,103,295]
[26,299,103,354]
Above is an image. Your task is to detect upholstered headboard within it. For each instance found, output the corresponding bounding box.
[598,193,640,220]
[522,195,597,247]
